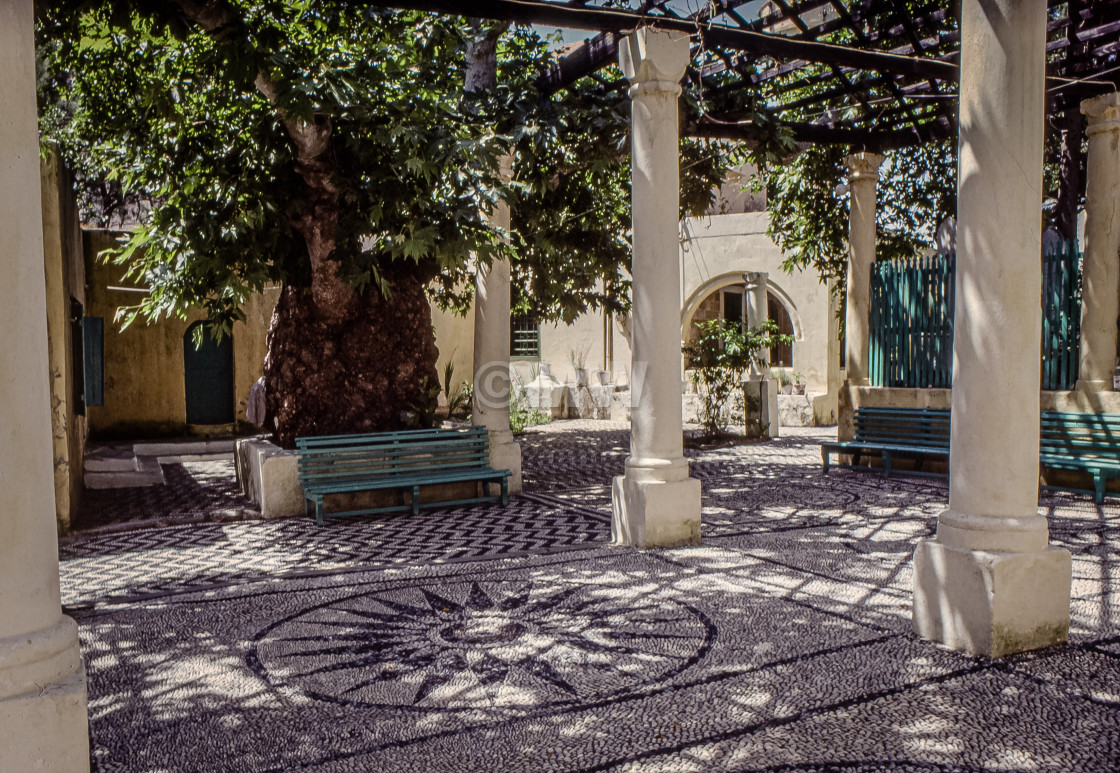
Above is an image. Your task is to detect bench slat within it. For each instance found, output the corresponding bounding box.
[826,407,1120,502]
[822,407,951,478]
[295,427,511,524]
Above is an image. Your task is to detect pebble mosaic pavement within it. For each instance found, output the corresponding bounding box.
[61,423,1120,772]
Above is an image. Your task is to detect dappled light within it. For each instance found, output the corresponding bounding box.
[59,423,1120,771]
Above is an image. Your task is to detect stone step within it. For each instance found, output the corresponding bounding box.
[83,444,139,473]
[84,455,165,489]
[133,438,238,460]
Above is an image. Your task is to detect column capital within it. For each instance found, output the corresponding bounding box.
[845,151,885,181]
[742,270,767,291]
[619,28,690,87]
[1082,92,1120,137]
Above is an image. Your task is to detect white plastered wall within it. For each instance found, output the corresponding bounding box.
[679,212,838,395]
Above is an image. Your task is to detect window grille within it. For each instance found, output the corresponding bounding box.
[510,315,540,359]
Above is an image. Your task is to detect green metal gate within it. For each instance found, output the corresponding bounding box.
[868,254,956,388]
[1040,241,1082,391]
[868,242,1082,391]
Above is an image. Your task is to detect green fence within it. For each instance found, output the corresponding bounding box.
[869,254,956,388]
[1040,241,1082,391]
[868,242,1082,391]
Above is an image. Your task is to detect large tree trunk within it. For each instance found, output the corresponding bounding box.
[177,0,445,446]
[264,264,440,449]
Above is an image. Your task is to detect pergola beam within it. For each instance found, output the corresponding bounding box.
[353,0,1120,150]
[361,0,958,90]
[689,113,954,152]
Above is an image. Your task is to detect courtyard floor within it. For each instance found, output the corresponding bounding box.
[60,423,1120,772]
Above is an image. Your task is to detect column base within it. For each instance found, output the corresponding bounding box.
[611,474,701,548]
[913,539,1072,657]
[0,618,89,771]
[489,429,523,495]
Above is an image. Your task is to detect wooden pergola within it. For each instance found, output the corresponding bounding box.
[3,5,1120,768]
[377,0,1120,153]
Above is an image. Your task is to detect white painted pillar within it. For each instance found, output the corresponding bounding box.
[843,152,884,386]
[472,158,522,493]
[913,0,1071,657]
[1076,93,1120,392]
[0,2,90,768]
[612,28,701,548]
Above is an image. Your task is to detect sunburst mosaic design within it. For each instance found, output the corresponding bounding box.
[249,580,714,711]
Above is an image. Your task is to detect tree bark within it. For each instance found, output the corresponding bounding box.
[1055,108,1084,241]
[173,0,443,444]
[265,264,440,449]
[465,20,508,93]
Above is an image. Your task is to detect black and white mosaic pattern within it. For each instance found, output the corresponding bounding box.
[250,579,712,712]
[75,459,247,529]
[63,423,1120,771]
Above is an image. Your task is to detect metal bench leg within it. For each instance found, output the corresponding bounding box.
[500,479,509,506]
[412,485,421,515]
[822,448,830,475]
[882,452,892,478]
[315,498,325,526]
[1095,473,1107,504]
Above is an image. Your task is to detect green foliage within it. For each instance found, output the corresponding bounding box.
[39,4,515,332]
[36,6,732,333]
[755,140,958,292]
[683,319,792,438]
[406,375,442,429]
[508,388,549,433]
[441,361,471,420]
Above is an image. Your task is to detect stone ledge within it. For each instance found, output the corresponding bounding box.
[235,436,498,521]
[236,437,304,519]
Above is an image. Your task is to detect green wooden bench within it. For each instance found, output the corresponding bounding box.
[296,427,511,525]
[821,407,951,477]
[1040,410,1120,503]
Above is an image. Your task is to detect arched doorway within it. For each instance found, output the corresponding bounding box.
[183,322,234,424]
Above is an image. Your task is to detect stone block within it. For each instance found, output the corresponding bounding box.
[0,669,89,772]
[611,390,633,422]
[574,385,614,420]
[236,437,304,518]
[0,618,89,772]
[611,475,702,548]
[778,394,815,427]
[913,539,1072,657]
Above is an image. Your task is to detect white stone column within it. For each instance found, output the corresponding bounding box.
[743,271,769,377]
[913,0,1071,657]
[743,272,778,437]
[611,28,701,548]
[0,2,90,769]
[843,152,884,386]
[1076,93,1120,392]
[472,158,522,493]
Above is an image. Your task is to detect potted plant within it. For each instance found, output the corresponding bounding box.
[792,372,806,395]
[570,346,590,387]
[774,368,793,395]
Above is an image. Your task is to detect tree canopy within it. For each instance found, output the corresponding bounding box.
[36,2,727,333]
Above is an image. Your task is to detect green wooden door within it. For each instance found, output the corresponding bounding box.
[184,322,234,424]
